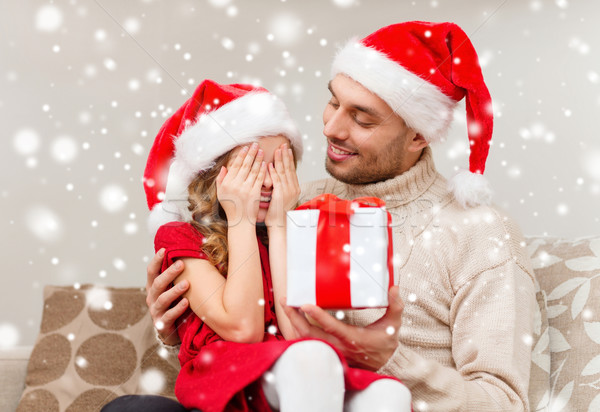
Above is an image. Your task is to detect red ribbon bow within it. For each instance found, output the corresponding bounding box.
[296,193,387,215]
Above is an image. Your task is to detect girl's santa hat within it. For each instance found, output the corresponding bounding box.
[331,21,494,208]
[143,80,302,234]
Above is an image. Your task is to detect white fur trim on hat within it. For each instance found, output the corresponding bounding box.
[147,159,195,235]
[174,91,302,184]
[148,198,193,236]
[448,170,492,208]
[331,39,457,143]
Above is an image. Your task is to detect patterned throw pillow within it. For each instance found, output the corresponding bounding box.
[17,285,179,412]
[526,237,600,412]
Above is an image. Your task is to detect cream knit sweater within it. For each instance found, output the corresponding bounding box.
[299,147,536,412]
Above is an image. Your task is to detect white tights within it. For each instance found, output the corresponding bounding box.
[260,341,411,412]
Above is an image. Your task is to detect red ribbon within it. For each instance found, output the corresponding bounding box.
[296,194,394,308]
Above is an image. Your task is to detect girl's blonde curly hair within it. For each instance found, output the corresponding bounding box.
[187,152,232,276]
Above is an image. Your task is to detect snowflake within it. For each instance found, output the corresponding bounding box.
[25,206,63,242]
[13,129,40,155]
[35,5,63,32]
[140,369,166,394]
[86,287,111,311]
[268,13,303,45]
[0,323,20,348]
[99,184,128,213]
[51,136,78,163]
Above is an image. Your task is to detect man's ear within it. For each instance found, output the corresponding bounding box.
[407,132,429,153]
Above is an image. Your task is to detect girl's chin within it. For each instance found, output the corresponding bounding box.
[256,210,268,223]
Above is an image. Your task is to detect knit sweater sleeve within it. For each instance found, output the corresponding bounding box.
[378,259,535,411]
[154,329,182,370]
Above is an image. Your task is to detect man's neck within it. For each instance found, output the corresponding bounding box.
[394,147,426,178]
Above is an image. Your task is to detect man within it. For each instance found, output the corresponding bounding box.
[118,21,536,411]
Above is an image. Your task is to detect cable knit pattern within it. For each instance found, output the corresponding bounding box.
[300,147,536,411]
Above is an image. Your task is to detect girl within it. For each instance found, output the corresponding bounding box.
[142,80,410,412]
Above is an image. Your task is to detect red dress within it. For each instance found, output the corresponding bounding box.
[155,222,397,412]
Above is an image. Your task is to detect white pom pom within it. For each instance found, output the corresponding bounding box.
[148,201,190,235]
[448,170,492,208]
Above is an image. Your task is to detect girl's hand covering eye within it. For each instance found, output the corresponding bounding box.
[216,143,267,225]
[265,143,300,228]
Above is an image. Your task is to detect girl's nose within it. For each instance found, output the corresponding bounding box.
[263,166,273,189]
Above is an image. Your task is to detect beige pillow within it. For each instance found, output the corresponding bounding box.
[527,237,600,411]
[528,269,551,412]
[17,285,178,412]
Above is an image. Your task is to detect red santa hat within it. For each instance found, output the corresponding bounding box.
[331,21,494,208]
[143,79,302,234]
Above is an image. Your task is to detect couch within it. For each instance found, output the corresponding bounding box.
[2,236,599,412]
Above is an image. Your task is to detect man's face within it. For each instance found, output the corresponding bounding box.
[322,74,421,185]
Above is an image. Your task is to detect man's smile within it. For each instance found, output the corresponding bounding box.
[327,142,358,161]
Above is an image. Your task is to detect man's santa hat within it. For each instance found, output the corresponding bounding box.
[143,80,302,234]
[331,21,494,208]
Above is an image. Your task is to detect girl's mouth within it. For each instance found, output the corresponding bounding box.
[259,194,272,208]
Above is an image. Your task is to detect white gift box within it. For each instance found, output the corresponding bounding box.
[286,195,393,309]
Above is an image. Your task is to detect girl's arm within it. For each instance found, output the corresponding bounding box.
[174,144,267,343]
[265,144,301,340]
[175,221,263,343]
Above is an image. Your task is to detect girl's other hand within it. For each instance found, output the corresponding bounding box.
[265,143,300,228]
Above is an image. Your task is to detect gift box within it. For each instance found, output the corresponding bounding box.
[286,194,393,309]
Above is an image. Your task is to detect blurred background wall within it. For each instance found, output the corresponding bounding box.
[1,0,599,346]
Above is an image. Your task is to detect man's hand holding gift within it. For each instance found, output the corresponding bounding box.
[282,285,403,371]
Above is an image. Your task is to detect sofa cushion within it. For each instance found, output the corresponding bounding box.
[528,262,551,412]
[15,237,600,411]
[526,236,600,411]
[0,347,32,412]
[17,285,179,412]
